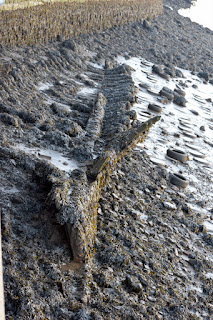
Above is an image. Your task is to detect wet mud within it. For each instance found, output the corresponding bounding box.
[1,0,213,319]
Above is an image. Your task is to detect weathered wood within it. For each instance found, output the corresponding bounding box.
[65,116,160,262]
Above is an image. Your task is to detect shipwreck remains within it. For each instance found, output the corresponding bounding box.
[0,61,160,262]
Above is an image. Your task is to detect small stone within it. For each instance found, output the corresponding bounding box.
[139,82,150,89]
[148,296,156,302]
[104,59,114,70]
[190,109,199,115]
[10,159,16,166]
[188,252,196,259]
[11,195,23,204]
[157,97,169,104]
[174,133,180,138]
[0,113,19,127]
[143,20,151,30]
[62,39,78,51]
[174,87,186,96]
[152,64,163,74]
[125,275,143,293]
[144,264,150,271]
[198,71,209,81]
[201,311,209,317]
[144,188,150,194]
[175,69,184,78]
[126,110,137,120]
[125,101,131,111]
[188,258,202,271]
[138,276,148,287]
[178,192,185,198]
[196,200,207,207]
[174,248,179,257]
[200,125,205,131]
[173,94,187,107]
[158,234,164,240]
[164,66,175,77]
[163,202,177,210]
[207,303,213,313]
[148,220,154,227]
[160,87,174,100]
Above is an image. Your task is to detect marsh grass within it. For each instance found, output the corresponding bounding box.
[1,0,85,11]
[0,0,162,46]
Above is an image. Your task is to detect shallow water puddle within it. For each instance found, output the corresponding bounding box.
[77,86,98,97]
[88,62,104,69]
[188,284,203,294]
[0,186,19,194]
[178,0,213,31]
[36,82,54,91]
[60,261,85,274]
[117,56,213,233]
[45,98,72,113]
[205,272,213,279]
[131,209,148,221]
[203,220,213,234]
[13,144,79,173]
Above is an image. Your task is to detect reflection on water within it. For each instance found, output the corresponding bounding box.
[179,0,213,30]
[117,55,213,234]
[13,144,79,173]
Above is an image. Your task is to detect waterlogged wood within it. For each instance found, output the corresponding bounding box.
[53,65,161,262]
[66,117,160,261]
[0,36,163,265]
[115,116,160,152]
[87,116,160,180]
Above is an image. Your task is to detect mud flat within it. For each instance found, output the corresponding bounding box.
[0,0,213,319]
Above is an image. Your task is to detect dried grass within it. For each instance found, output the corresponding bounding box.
[0,0,162,46]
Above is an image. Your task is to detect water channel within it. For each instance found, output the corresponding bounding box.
[179,0,213,31]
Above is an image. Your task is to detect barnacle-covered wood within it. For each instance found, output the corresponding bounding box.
[55,65,160,262]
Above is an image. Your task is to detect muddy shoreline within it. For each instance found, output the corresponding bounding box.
[1,0,213,319]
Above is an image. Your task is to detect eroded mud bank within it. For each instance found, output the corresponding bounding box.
[1,0,213,319]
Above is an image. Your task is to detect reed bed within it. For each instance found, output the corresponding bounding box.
[0,0,162,46]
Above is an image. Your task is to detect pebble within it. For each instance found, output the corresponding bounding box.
[125,275,143,293]
[200,125,205,131]
[174,248,179,257]
[163,201,177,210]
[10,159,17,166]
[190,109,199,116]
[148,296,157,302]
